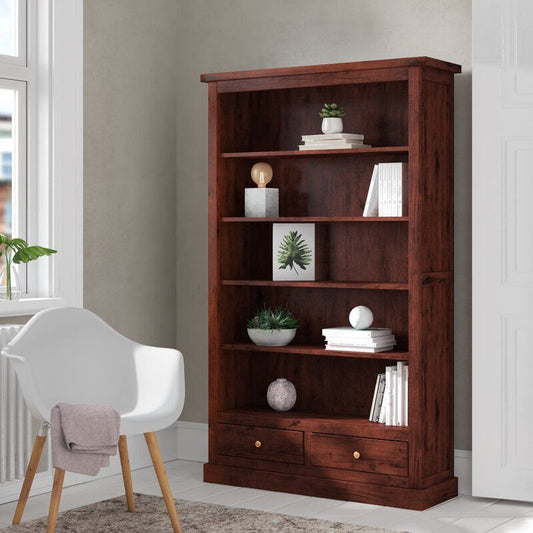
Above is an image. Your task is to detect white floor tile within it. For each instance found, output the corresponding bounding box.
[173,481,240,501]
[437,517,514,532]
[345,506,421,528]
[268,495,345,518]
[391,514,455,532]
[310,500,382,524]
[200,487,270,506]
[489,516,533,532]
[426,496,499,517]
[235,490,307,511]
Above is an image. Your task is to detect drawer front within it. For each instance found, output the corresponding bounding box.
[215,423,304,464]
[308,433,408,476]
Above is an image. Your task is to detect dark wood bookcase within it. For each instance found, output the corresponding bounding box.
[201,57,460,510]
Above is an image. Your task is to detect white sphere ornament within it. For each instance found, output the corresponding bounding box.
[349,306,374,330]
[267,378,297,411]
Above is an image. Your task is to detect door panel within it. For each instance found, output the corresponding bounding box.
[473,0,533,500]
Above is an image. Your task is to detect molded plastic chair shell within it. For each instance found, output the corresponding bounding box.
[1,307,185,436]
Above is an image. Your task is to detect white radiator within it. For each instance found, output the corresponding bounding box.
[0,324,32,484]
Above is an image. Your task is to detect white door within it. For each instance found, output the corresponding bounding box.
[473,0,533,500]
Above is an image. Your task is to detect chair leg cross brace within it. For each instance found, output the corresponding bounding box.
[14,433,183,533]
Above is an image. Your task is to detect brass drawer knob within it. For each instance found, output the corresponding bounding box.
[255,440,262,448]
[353,451,361,459]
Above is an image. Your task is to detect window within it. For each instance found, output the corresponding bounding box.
[0,0,83,314]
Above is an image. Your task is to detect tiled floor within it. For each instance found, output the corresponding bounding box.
[1,460,532,532]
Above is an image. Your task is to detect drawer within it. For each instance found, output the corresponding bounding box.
[307,433,408,477]
[215,423,304,464]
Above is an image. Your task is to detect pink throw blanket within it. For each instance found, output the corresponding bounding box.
[51,403,120,476]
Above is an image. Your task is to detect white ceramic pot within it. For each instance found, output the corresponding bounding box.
[247,328,297,346]
[321,117,343,134]
[267,378,297,411]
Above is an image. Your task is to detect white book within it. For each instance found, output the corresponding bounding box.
[404,365,409,425]
[372,373,386,422]
[325,344,394,353]
[369,374,381,421]
[390,166,398,217]
[321,327,392,338]
[387,164,393,216]
[363,165,379,217]
[303,139,365,146]
[397,362,405,426]
[392,369,398,426]
[378,164,391,216]
[301,133,364,141]
[385,366,394,426]
[326,335,396,347]
[298,143,371,151]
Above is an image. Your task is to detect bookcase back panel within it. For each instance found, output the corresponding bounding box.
[220,222,408,282]
[220,155,408,218]
[219,82,408,153]
[220,349,389,418]
[221,285,408,350]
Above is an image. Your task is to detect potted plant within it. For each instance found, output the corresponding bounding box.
[247,305,299,346]
[0,235,56,302]
[319,103,346,134]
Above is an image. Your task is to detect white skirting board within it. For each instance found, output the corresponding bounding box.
[174,422,473,497]
[0,423,179,505]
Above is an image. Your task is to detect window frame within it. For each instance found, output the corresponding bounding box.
[0,0,83,316]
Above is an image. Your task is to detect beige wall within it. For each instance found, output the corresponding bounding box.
[84,0,177,346]
[176,0,473,450]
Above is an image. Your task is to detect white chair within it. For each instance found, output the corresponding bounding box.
[1,307,185,533]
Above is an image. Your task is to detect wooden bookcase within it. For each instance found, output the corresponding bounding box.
[201,57,460,510]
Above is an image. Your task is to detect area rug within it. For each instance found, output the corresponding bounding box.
[1,493,402,532]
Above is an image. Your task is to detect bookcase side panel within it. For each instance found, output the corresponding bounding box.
[407,67,455,486]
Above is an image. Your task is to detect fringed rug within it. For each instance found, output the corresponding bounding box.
[1,493,402,532]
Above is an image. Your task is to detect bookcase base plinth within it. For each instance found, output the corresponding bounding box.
[204,463,458,511]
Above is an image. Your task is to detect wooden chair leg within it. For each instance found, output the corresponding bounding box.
[46,468,65,533]
[12,435,47,525]
[118,435,135,511]
[144,432,183,533]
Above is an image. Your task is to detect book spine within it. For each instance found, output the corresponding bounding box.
[402,162,408,216]
[397,362,404,426]
[391,369,397,426]
[369,374,381,421]
[404,365,409,425]
[379,374,389,424]
[378,164,384,217]
[385,366,393,426]
[373,374,386,422]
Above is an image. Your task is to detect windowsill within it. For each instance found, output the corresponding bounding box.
[0,297,66,317]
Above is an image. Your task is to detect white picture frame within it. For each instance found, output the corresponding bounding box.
[273,223,315,281]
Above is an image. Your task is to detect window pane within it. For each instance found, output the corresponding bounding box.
[0,0,16,57]
[0,88,13,241]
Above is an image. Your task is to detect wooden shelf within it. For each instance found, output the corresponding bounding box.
[221,146,409,159]
[216,408,409,441]
[221,280,409,290]
[222,216,409,223]
[223,343,409,361]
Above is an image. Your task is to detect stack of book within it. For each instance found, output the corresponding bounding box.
[368,362,408,426]
[322,327,396,353]
[368,362,409,426]
[298,133,371,151]
[363,162,407,217]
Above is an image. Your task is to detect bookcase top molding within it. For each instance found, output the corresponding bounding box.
[200,56,462,83]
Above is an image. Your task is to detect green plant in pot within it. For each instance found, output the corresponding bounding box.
[247,305,299,347]
[319,103,346,134]
[0,235,56,302]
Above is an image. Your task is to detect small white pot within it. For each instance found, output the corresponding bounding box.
[321,117,343,134]
[247,328,297,347]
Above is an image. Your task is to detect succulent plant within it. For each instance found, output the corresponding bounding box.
[247,306,299,330]
[319,103,346,118]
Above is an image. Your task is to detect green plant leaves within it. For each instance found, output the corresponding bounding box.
[0,233,57,263]
[13,246,57,264]
[247,305,299,330]
[277,230,312,274]
[319,102,346,118]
